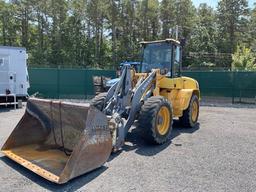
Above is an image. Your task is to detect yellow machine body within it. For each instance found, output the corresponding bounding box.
[135,71,200,117]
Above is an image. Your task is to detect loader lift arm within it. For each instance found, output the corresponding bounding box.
[102,64,156,150]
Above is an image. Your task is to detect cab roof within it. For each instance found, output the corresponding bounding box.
[140,38,180,45]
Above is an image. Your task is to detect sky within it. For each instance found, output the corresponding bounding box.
[192,0,255,8]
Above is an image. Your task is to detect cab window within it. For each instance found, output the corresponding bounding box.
[173,45,181,77]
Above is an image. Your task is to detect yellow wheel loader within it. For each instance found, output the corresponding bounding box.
[1,39,200,184]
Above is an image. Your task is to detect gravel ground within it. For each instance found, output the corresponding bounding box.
[0,104,256,192]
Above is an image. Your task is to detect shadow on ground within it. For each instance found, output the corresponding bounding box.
[109,120,200,159]
[0,120,199,191]
[0,156,107,192]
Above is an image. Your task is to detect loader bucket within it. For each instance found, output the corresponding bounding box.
[1,98,112,184]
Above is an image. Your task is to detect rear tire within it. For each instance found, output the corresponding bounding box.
[137,96,173,144]
[91,92,107,111]
[179,94,199,127]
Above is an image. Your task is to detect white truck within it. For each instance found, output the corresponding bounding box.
[0,46,29,103]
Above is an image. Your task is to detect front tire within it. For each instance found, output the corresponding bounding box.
[137,96,173,144]
[91,92,107,111]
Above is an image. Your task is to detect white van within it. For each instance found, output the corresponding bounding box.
[0,46,29,99]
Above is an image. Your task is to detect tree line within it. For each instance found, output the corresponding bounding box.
[0,0,255,70]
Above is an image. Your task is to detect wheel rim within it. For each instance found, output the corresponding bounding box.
[191,100,198,122]
[157,106,170,135]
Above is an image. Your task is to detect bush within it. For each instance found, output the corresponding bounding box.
[232,45,256,71]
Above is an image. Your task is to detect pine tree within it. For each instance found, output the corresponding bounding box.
[217,0,249,53]
[190,3,217,53]
[160,0,176,39]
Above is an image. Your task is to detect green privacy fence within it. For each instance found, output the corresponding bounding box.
[28,68,256,102]
[28,68,116,99]
[182,71,256,102]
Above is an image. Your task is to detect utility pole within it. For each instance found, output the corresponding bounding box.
[175,25,179,40]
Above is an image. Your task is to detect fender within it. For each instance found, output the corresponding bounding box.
[158,76,200,117]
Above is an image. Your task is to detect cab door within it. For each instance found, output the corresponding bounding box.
[172,44,183,89]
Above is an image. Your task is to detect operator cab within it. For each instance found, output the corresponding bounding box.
[140,39,182,77]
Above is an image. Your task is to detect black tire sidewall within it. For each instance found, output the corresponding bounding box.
[138,96,173,144]
[189,95,199,126]
[91,92,107,111]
